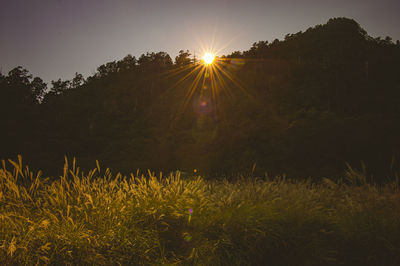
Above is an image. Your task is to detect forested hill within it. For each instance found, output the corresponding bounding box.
[1,17,400,180]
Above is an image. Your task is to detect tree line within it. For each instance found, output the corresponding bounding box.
[1,17,400,181]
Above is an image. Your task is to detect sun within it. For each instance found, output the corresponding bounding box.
[203,52,215,65]
[165,40,250,116]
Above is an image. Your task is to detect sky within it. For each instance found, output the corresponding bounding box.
[1,0,399,84]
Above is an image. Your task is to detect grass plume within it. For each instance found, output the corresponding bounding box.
[1,156,400,265]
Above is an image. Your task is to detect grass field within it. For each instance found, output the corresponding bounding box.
[1,156,400,265]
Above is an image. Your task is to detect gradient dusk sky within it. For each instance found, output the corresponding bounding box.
[1,0,399,84]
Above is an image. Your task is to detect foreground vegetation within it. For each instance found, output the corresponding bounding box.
[1,156,400,265]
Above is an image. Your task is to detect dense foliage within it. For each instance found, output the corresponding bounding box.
[1,156,399,265]
[1,17,400,180]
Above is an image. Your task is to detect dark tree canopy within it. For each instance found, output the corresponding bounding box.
[175,50,192,66]
[1,18,400,181]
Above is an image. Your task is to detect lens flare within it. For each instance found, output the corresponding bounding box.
[183,232,192,242]
[203,53,215,65]
[162,38,255,133]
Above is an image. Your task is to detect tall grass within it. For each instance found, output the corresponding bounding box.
[1,156,400,265]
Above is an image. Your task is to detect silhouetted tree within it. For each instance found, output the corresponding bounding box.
[175,50,191,66]
[71,72,84,88]
[118,54,137,70]
[2,18,400,180]
[50,78,71,95]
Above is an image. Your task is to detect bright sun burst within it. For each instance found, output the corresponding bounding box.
[164,41,250,116]
[203,52,215,65]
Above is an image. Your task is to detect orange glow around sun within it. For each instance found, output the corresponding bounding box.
[203,52,215,65]
[163,39,252,118]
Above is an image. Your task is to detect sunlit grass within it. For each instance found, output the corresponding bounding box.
[1,156,400,265]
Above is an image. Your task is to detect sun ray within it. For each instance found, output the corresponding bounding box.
[213,63,233,99]
[161,35,258,132]
[161,63,197,78]
[183,66,205,110]
[169,64,203,90]
[213,62,255,102]
[214,36,239,55]
[210,27,217,54]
